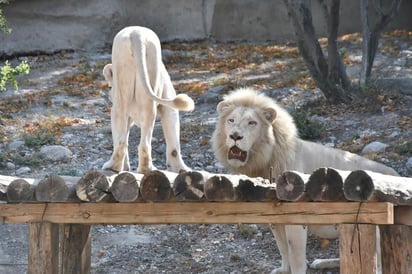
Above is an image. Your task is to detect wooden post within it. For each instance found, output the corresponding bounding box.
[380,225,412,273]
[60,224,91,274]
[339,224,378,274]
[28,222,60,274]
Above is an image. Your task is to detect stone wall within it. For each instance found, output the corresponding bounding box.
[1,0,411,55]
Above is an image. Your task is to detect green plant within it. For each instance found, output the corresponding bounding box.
[0,60,30,91]
[23,128,56,148]
[396,142,412,155]
[0,1,10,34]
[0,1,30,91]
[12,152,44,167]
[291,109,326,140]
[237,224,256,239]
[57,166,81,176]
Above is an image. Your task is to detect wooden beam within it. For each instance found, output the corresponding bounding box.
[60,224,91,274]
[380,225,412,273]
[28,222,59,274]
[339,224,378,274]
[0,202,393,225]
[394,206,412,225]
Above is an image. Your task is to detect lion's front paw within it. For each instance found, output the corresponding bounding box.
[102,159,128,172]
[270,267,290,274]
[137,164,157,174]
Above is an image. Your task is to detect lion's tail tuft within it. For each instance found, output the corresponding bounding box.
[173,94,195,111]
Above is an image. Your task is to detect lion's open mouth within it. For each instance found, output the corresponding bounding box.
[228,146,247,162]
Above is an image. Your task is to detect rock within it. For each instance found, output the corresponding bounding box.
[361,141,388,154]
[198,85,226,104]
[40,145,73,162]
[6,162,15,170]
[8,140,25,151]
[406,157,412,172]
[375,77,412,95]
[15,166,31,176]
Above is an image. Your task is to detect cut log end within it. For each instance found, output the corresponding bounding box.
[111,172,139,202]
[36,174,69,202]
[235,179,276,201]
[140,170,172,201]
[76,170,111,202]
[204,175,234,201]
[276,171,306,201]
[7,178,34,202]
[343,170,374,201]
[307,168,344,201]
[173,171,205,201]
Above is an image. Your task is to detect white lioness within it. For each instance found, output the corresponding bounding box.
[102,26,194,173]
[211,88,398,274]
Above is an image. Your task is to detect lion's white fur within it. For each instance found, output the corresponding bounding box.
[211,88,398,274]
[102,26,194,173]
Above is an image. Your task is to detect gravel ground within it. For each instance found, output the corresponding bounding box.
[0,33,411,273]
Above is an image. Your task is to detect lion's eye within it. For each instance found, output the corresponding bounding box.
[248,121,257,126]
[228,118,234,124]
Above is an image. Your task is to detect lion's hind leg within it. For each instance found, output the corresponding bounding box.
[158,105,190,172]
[103,109,131,172]
[136,105,157,174]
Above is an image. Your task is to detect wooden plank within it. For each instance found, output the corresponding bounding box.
[0,202,393,225]
[380,225,412,274]
[339,224,378,274]
[28,222,59,274]
[60,224,91,274]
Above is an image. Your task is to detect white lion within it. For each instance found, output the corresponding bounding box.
[102,26,194,174]
[211,88,398,274]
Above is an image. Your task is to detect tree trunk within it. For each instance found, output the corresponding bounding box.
[283,0,352,103]
[360,0,402,85]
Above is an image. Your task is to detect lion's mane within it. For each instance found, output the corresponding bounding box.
[211,88,298,178]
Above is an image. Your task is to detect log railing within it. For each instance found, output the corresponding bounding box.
[1,168,411,274]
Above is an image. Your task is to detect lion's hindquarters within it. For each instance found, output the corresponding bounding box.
[295,140,398,176]
[103,26,191,173]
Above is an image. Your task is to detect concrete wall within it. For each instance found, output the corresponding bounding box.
[1,0,411,56]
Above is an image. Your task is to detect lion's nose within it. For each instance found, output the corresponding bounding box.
[230,132,243,141]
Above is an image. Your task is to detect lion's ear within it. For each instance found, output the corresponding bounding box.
[263,107,277,123]
[216,101,232,114]
[103,64,113,87]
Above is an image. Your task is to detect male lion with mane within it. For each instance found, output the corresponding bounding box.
[211,88,398,274]
[102,26,194,174]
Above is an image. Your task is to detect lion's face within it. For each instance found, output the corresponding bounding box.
[212,97,278,176]
[223,107,267,167]
[211,88,298,178]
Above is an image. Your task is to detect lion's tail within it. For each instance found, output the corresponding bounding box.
[133,32,194,111]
